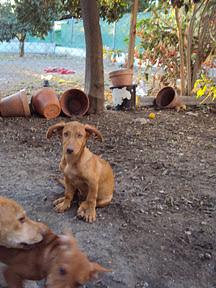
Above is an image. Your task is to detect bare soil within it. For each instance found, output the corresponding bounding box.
[0,54,115,98]
[0,107,216,288]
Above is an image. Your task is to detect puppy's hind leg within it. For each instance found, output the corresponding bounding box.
[96,195,113,208]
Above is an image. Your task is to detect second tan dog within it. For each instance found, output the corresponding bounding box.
[47,121,114,222]
[0,196,47,248]
[0,229,110,288]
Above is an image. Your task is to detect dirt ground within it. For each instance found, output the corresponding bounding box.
[0,54,116,99]
[0,106,216,288]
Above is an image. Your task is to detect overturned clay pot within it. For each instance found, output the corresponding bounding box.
[0,89,31,117]
[155,86,183,109]
[60,89,89,117]
[31,87,61,120]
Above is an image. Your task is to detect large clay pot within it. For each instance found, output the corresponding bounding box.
[109,69,133,86]
[0,89,31,117]
[155,86,182,108]
[31,87,61,120]
[60,89,89,117]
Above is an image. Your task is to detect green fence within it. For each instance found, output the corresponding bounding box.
[27,13,144,51]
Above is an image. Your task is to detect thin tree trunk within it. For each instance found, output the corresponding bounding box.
[186,5,197,96]
[191,0,211,88]
[128,0,139,71]
[80,0,104,114]
[186,1,205,95]
[192,54,202,87]
[175,8,185,96]
[19,39,25,57]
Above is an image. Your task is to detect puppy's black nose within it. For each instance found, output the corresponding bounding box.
[66,148,73,154]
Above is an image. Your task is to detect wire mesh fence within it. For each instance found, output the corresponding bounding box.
[0,13,135,101]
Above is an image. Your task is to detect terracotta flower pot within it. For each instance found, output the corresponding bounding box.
[109,69,133,86]
[0,89,31,117]
[31,87,61,120]
[155,86,181,109]
[60,89,89,117]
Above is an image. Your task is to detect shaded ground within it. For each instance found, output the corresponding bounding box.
[0,107,216,288]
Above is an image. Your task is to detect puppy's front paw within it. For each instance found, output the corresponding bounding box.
[77,202,96,223]
[53,197,71,213]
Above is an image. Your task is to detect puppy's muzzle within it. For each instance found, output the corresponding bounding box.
[66,147,74,154]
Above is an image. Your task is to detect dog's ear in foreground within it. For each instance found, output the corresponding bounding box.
[46,121,66,139]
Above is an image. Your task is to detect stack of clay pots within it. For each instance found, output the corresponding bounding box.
[0,81,89,119]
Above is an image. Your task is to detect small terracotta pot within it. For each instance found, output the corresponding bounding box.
[109,69,133,86]
[155,86,181,108]
[60,89,89,117]
[0,89,31,117]
[31,87,61,120]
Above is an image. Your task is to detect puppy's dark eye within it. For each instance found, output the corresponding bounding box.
[63,132,69,137]
[59,267,67,276]
[18,217,26,224]
[77,133,83,138]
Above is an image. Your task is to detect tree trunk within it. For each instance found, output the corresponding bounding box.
[175,8,185,96]
[192,54,202,88]
[186,5,197,96]
[186,1,205,95]
[80,0,104,114]
[19,39,25,57]
[191,0,212,88]
[128,0,139,71]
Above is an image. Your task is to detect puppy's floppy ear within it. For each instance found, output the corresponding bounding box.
[90,262,111,280]
[85,124,103,142]
[46,122,65,139]
[58,231,77,248]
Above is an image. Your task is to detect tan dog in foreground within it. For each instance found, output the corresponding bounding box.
[0,229,110,288]
[0,196,47,248]
[47,121,114,223]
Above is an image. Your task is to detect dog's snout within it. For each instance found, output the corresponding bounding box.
[66,147,74,154]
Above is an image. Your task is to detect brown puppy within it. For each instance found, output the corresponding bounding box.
[0,229,110,288]
[47,121,114,223]
[0,196,47,248]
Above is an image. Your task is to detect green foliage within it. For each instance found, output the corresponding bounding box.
[56,0,129,23]
[136,2,180,83]
[171,0,201,9]
[194,74,216,103]
[14,0,56,38]
[0,0,56,56]
[50,0,154,23]
[136,0,215,87]
[0,0,55,43]
[99,0,128,23]
[0,2,25,42]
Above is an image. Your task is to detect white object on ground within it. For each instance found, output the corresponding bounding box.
[112,87,131,106]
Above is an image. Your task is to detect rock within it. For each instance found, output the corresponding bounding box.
[199,252,212,260]
[186,111,199,117]
[133,118,148,125]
